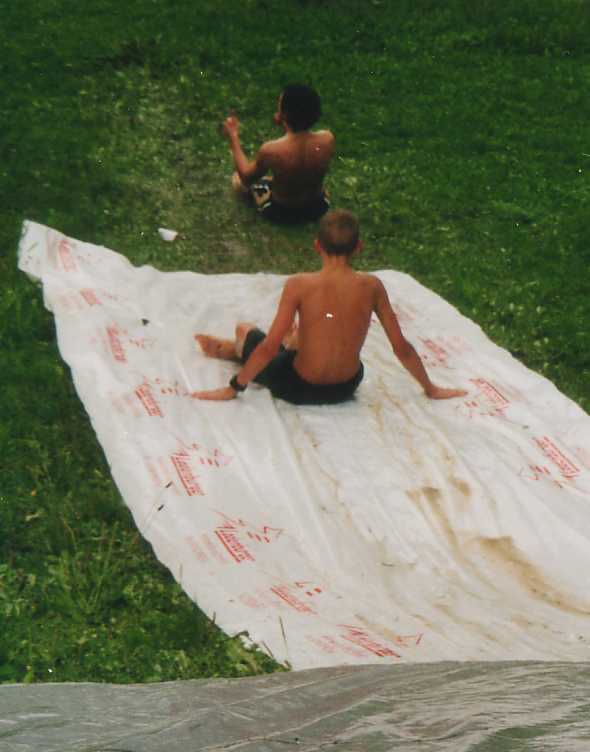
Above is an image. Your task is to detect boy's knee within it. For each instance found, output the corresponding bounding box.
[231,172,249,195]
[236,321,255,340]
[235,321,256,358]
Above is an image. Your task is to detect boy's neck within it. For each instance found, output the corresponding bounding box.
[282,121,309,137]
[319,252,353,271]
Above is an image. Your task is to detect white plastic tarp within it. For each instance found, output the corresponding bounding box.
[18,221,590,669]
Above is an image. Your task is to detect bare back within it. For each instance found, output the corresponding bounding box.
[262,130,334,207]
[290,268,377,383]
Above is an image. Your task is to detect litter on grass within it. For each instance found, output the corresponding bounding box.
[158,227,178,242]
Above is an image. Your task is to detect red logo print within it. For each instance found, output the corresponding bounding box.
[338,625,401,658]
[174,438,232,469]
[79,289,101,306]
[134,382,163,417]
[460,378,511,419]
[58,238,77,272]
[534,436,580,479]
[420,337,449,366]
[213,512,283,564]
[470,378,510,409]
[107,325,127,363]
[269,582,323,614]
[520,463,567,490]
[170,452,205,496]
[100,327,156,364]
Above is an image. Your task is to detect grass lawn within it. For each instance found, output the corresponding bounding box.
[1,0,589,683]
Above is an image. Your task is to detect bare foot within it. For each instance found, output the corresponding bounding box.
[195,334,237,361]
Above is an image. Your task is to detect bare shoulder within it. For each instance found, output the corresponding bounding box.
[257,139,276,157]
[284,272,316,294]
[314,130,335,152]
[314,129,335,142]
[355,271,383,291]
[260,136,293,165]
[357,273,390,309]
[357,271,379,282]
[263,134,290,151]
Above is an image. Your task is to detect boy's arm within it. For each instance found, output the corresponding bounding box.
[194,279,300,401]
[223,115,269,185]
[374,278,466,400]
[235,278,299,384]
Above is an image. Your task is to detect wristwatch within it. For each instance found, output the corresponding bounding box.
[229,375,247,393]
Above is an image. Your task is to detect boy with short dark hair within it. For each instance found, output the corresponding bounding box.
[224,84,334,224]
[194,210,466,404]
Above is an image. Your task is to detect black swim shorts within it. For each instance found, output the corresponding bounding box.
[250,179,330,224]
[241,328,364,406]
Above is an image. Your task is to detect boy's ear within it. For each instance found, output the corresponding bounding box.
[314,238,323,254]
[353,239,364,256]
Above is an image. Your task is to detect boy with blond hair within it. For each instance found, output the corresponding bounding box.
[194,210,466,404]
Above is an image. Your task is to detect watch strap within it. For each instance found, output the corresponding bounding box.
[229,374,247,393]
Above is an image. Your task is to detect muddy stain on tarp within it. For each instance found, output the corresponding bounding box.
[407,484,590,616]
[288,411,340,494]
[471,536,590,616]
[434,600,505,647]
[381,387,417,429]
[367,397,385,434]
[406,486,463,557]
[450,476,470,498]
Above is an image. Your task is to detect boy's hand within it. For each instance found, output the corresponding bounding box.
[222,115,240,139]
[192,386,237,401]
[426,385,468,400]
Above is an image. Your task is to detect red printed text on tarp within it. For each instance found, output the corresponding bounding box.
[58,238,77,272]
[134,383,163,417]
[171,452,204,496]
[213,512,283,564]
[534,436,580,479]
[339,625,401,658]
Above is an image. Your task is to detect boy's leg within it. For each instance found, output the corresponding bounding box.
[195,323,260,362]
[195,334,239,361]
[231,172,273,207]
[231,171,250,196]
[235,321,258,360]
[235,321,296,360]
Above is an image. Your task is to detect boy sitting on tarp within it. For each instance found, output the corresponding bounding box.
[224,84,334,224]
[193,210,466,404]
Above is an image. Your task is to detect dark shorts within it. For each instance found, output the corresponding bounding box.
[250,179,330,224]
[241,328,364,406]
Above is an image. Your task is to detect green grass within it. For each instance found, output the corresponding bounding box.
[1,0,589,683]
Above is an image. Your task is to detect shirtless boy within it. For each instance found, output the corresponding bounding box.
[193,210,466,404]
[224,84,334,224]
